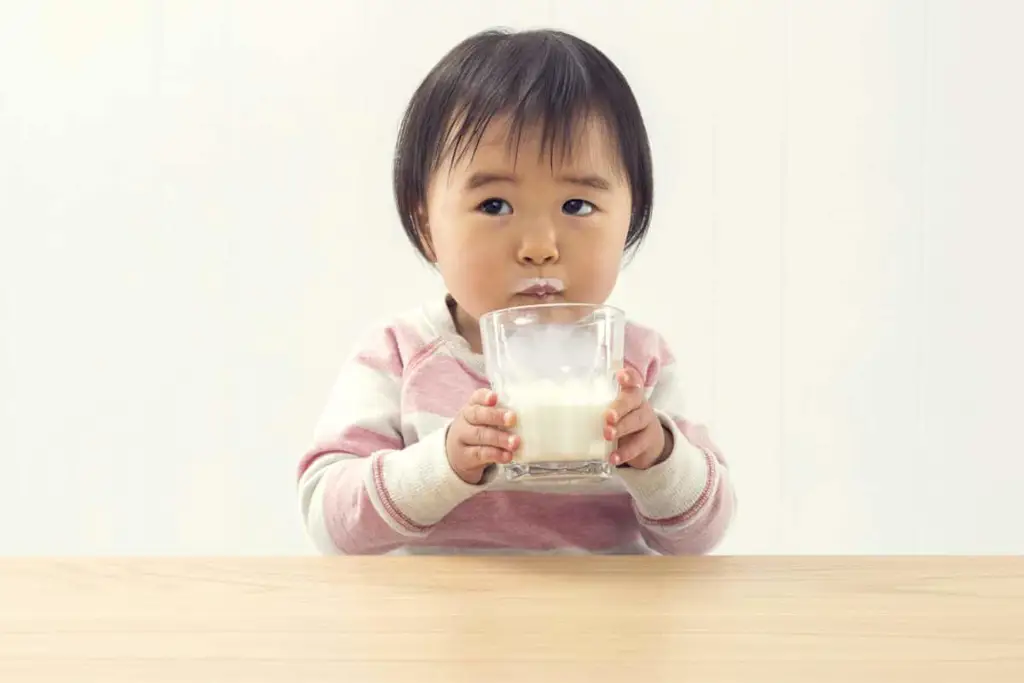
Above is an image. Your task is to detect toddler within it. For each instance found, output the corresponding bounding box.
[298,28,736,555]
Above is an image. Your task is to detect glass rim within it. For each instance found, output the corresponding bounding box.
[479,301,625,324]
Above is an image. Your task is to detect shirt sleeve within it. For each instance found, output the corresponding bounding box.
[296,330,494,555]
[614,334,737,555]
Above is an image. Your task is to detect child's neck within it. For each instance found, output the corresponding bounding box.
[447,296,483,354]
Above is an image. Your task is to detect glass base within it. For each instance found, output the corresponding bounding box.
[503,459,612,483]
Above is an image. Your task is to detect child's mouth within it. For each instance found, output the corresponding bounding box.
[514,278,565,301]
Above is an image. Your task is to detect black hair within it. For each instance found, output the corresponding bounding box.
[393,28,654,259]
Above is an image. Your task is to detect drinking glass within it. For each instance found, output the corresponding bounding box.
[479,303,625,482]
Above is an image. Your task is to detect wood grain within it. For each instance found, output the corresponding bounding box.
[0,557,1022,682]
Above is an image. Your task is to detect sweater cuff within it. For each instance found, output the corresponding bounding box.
[367,424,495,535]
[614,411,712,523]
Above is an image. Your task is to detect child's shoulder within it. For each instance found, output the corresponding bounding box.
[345,299,451,375]
[623,318,676,386]
[624,317,673,357]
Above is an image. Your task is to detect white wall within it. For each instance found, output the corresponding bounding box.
[2,1,1022,555]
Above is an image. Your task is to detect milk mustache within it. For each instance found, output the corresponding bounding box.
[504,375,616,464]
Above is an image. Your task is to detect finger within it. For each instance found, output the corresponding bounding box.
[466,444,516,466]
[609,429,656,467]
[605,368,646,424]
[604,405,650,441]
[467,388,498,407]
[463,403,516,429]
[461,424,520,452]
[605,387,643,426]
[617,367,645,390]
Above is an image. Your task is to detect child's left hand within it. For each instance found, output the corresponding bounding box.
[604,367,674,470]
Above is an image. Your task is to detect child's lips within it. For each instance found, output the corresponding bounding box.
[520,286,558,296]
[513,277,566,300]
[515,289,563,301]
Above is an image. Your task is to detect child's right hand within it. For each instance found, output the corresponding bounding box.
[445,389,519,485]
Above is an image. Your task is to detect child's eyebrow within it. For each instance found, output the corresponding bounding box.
[559,174,612,191]
[463,172,612,191]
[464,172,517,190]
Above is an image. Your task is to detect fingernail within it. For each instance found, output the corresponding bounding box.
[607,427,617,440]
[607,410,618,423]
[504,411,515,426]
[507,435,517,448]
[610,453,620,466]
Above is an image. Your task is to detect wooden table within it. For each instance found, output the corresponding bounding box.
[1,557,1022,682]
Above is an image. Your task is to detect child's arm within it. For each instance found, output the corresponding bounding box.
[296,339,488,555]
[615,339,737,555]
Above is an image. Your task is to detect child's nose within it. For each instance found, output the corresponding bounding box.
[517,235,559,265]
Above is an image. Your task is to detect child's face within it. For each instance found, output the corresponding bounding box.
[423,115,632,345]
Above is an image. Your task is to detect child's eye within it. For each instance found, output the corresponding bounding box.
[478,198,512,216]
[562,199,596,217]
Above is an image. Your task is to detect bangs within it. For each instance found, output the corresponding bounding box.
[435,36,614,171]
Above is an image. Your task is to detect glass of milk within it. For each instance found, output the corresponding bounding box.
[479,303,625,482]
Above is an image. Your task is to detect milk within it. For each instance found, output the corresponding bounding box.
[503,376,616,464]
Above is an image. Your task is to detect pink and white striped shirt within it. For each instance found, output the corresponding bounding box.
[297,297,735,555]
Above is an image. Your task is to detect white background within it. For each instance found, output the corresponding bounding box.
[2,1,1022,555]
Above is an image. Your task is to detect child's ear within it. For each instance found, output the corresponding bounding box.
[416,207,437,262]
